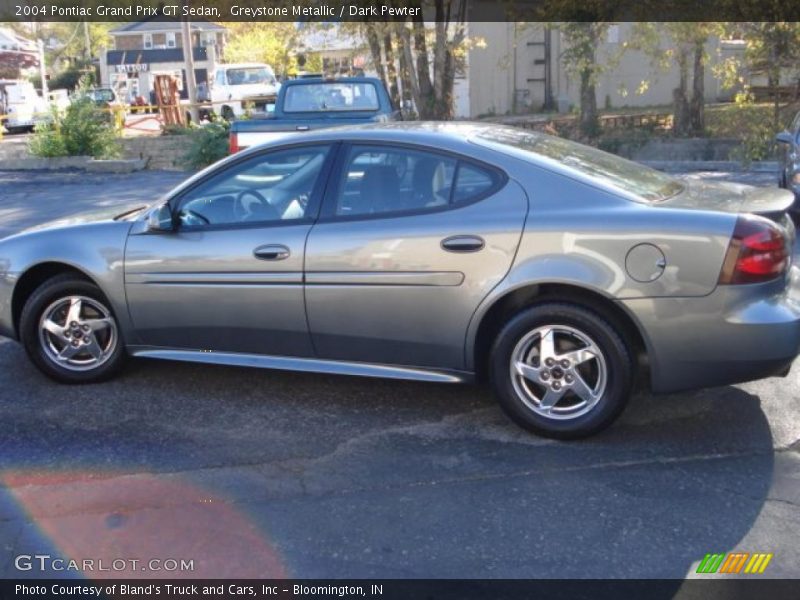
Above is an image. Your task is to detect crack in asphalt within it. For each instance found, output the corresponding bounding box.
[0,446,788,523]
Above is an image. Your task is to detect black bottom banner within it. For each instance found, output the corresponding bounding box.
[2,579,799,600]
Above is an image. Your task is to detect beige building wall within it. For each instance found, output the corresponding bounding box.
[467,22,732,118]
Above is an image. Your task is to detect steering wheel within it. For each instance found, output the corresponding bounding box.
[234,189,273,221]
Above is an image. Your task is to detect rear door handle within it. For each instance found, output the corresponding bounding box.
[441,235,485,253]
[254,244,290,261]
[296,125,310,131]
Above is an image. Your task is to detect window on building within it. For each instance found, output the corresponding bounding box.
[166,32,176,48]
[143,33,153,49]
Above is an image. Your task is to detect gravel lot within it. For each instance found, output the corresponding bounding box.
[0,168,797,580]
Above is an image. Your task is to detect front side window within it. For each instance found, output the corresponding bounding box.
[333,145,502,218]
[176,145,330,229]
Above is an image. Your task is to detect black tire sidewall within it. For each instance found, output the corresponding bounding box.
[19,276,126,384]
[490,303,633,440]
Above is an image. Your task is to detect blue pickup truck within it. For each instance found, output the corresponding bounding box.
[229,77,401,152]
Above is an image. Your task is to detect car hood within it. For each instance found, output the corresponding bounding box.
[18,203,148,236]
[662,178,794,217]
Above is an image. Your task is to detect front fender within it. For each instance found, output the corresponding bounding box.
[0,222,134,342]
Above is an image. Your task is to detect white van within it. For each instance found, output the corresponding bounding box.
[0,80,49,133]
[209,63,281,119]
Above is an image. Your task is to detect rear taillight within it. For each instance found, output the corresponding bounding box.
[718,216,789,284]
[229,132,239,154]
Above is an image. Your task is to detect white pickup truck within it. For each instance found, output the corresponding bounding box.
[0,79,49,133]
[209,63,281,120]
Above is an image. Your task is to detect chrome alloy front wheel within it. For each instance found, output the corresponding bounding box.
[510,325,608,420]
[37,295,118,372]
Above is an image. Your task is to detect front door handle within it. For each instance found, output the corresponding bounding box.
[254,244,290,261]
[441,235,485,253]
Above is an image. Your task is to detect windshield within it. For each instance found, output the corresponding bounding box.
[283,82,379,113]
[475,127,684,202]
[226,67,276,86]
[88,89,114,103]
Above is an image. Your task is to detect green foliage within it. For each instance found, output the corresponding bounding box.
[29,81,120,159]
[223,23,300,78]
[706,94,787,163]
[27,108,67,158]
[182,121,230,169]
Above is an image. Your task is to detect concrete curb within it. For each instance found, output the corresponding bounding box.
[0,157,147,173]
[643,160,779,173]
[86,159,148,174]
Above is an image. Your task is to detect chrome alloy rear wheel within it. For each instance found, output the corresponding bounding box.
[510,325,608,421]
[38,295,118,372]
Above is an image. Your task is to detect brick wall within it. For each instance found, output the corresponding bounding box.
[120,135,194,171]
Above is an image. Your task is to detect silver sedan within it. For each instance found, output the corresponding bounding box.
[1,122,799,439]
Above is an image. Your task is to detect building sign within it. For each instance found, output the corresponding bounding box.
[115,64,149,74]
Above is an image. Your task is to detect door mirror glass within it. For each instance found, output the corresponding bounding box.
[776,131,794,145]
[147,203,174,232]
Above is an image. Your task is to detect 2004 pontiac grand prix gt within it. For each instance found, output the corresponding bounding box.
[1,123,799,439]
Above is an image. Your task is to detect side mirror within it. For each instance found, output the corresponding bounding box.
[776,131,794,145]
[147,203,174,232]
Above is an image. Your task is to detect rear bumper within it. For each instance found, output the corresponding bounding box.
[624,266,800,393]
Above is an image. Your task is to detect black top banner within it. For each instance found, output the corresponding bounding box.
[2,0,800,22]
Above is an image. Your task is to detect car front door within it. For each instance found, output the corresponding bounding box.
[304,143,529,370]
[125,143,334,356]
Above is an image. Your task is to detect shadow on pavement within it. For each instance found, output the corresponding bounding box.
[0,342,779,579]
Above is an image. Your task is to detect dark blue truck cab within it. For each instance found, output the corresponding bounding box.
[229,77,401,152]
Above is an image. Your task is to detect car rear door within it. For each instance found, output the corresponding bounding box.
[124,143,335,356]
[304,142,528,370]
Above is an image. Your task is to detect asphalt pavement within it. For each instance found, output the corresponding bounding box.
[0,168,798,581]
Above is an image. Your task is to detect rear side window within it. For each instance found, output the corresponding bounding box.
[453,163,497,203]
[332,144,503,218]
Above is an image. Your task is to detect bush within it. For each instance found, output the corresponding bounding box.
[705,93,798,163]
[29,93,120,159]
[182,121,230,169]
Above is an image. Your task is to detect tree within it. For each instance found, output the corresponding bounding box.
[629,23,718,137]
[558,23,609,138]
[721,23,800,131]
[351,0,468,119]
[223,23,302,79]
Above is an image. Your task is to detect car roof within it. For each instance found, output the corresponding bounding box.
[219,63,275,70]
[239,121,506,157]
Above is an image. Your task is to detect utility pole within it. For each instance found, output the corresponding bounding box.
[181,14,199,124]
[83,21,91,59]
[38,39,48,98]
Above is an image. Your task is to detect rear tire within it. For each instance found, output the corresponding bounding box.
[489,302,633,440]
[20,274,126,384]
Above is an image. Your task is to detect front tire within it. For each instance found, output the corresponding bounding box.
[489,303,633,440]
[20,275,126,384]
